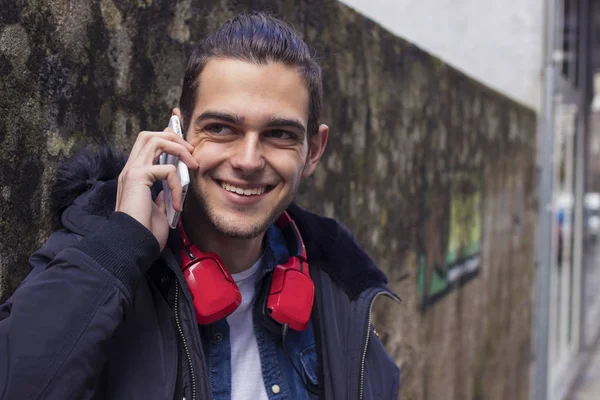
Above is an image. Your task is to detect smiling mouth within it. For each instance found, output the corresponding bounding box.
[217,180,275,196]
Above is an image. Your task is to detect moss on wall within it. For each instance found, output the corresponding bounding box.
[0,1,536,399]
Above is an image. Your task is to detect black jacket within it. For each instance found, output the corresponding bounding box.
[0,146,400,399]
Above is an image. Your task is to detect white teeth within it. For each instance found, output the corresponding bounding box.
[220,182,267,196]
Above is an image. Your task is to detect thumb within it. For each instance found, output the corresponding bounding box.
[155,191,166,215]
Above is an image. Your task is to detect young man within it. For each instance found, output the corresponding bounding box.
[0,13,400,400]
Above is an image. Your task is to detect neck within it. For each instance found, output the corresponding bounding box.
[181,202,265,275]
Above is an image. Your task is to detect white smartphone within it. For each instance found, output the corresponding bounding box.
[160,115,190,229]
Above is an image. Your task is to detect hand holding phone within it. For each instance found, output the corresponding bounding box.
[160,116,190,229]
[115,114,197,250]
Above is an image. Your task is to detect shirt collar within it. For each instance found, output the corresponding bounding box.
[259,223,290,280]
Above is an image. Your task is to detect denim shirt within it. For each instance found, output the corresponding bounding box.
[199,225,319,400]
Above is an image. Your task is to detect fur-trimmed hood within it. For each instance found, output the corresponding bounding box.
[50,145,391,300]
[50,145,128,230]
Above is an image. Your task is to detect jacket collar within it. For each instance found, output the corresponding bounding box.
[286,203,389,301]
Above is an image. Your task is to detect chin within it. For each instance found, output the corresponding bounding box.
[206,207,279,239]
[191,179,296,239]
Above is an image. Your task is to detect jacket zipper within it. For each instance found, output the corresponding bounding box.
[175,284,197,400]
[359,291,400,400]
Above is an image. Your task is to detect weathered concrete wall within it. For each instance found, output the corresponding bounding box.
[0,1,537,399]
[339,0,544,111]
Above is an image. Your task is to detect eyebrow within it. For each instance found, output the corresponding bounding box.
[194,111,244,126]
[265,117,306,134]
[194,111,306,133]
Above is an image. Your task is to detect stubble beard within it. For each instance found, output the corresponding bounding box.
[191,178,301,240]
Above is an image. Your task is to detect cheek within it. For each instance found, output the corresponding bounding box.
[269,153,306,184]
[191,141,226,172]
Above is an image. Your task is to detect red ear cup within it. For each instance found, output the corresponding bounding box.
[265,257,314,331]
[180,246,241,325]
[178,212,313,330]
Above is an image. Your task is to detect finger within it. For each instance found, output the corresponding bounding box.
[164,168,183,212]
[128,130,156,162]
[129,130,194,162]
[164,127,195,152]
[155,191,166,215]
[139,137,199,170]
[123,164,178,186]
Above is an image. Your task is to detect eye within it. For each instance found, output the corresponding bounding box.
[205,124,233,135]
[265,130,295,140]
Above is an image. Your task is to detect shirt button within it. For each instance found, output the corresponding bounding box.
[271,384,281,394]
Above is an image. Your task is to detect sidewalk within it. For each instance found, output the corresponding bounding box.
[567,339,600,400]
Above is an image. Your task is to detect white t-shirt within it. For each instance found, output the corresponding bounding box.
[226,256,269,400]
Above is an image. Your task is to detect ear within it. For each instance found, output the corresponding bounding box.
[302,124,329,177]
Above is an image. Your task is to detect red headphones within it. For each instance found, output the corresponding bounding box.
[178,212,314,332]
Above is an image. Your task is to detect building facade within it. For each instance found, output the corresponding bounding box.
[339,0,600,399]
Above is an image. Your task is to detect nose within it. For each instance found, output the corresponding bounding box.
[229,132,265,174]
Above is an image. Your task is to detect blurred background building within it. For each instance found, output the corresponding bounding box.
[0,1,599,399]
[340,0,599,398]
[536,1,600,399]
[340,0,600,399]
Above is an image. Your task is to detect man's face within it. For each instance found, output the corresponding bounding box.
[183,58,327,239]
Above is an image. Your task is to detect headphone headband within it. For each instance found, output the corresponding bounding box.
[276,212,307,261]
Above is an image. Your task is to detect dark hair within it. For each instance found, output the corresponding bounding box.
[179,12,322,137]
